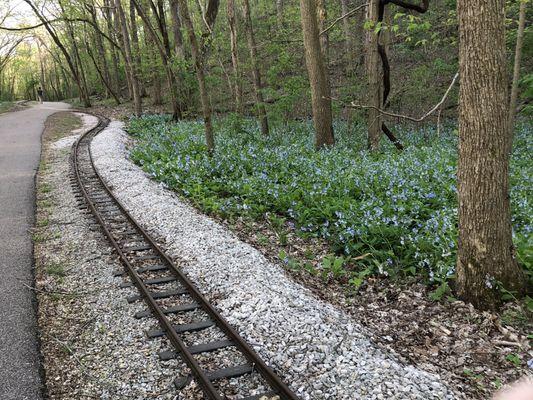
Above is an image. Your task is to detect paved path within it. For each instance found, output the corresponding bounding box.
[0,102,69,400]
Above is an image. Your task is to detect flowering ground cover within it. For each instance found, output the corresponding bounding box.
[128,115,532,294]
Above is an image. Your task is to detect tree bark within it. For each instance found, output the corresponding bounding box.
[317,0,328,61]
[115,0,142,115]
[227,0,243,113]
[339,0,354,69]
[169,0,185,59]
[300,0,335,149]
[177,0,215,153]
[365,0,380,151]
[508,0,526,132]
[242,0,269,136]
[456,0,526,309]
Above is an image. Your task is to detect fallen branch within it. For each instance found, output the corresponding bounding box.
[493,340,523,348]
[22,282,88,297]
[320,3,369,36]
[346,72,459,123]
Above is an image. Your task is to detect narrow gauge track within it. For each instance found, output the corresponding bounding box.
[71,115,299,400]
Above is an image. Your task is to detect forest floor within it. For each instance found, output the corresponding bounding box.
[77,100,532,399]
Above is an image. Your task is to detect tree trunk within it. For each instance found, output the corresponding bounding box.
[89,1,112,99]
[64,17,91,106]
[508,0,526,132]
[129,0,145,97]
[177,0,215,153]
[104,0,121,97]
[339,0,354,70]
[115,0,142,116]
[242,0,269,136]
[227,0,243,113]
[169,0,185,59]
[456,0,525,309]
[142,10,162,105]
[300,0,335,149]
[154,0,172,57]
[365,0,381,151]
[317,0,328,61]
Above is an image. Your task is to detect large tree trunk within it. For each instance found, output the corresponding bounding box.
[115,0,142,116]
[365,0,381,151]
[242,0,269,136]
[456,0,525,309]
[177,0,215,153]
[300,0,335,149]
[508,0,526,132]
[227,0,242,113]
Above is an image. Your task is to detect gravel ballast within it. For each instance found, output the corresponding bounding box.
[36,114,184,399]
[91,122,461,400]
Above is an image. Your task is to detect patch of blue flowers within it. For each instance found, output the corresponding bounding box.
[128,115,532,283]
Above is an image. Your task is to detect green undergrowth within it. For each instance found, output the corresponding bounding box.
[127,115,532,295]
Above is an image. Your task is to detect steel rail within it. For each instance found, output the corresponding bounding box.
[72,114,299,400]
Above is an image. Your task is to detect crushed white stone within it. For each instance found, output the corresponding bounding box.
[91,121,462,400]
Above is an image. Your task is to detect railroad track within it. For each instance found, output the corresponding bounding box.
[71,114,299,400]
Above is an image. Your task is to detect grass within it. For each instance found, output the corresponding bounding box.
[46,262,66,278]
[127,115,532,292]
[0,101,14,114]
[45,112,82,142]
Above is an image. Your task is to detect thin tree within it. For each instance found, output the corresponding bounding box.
[177,0,217,153]
[103,0,121,96]
[340,0,355,60]
[227,0,243,113]
[242,0,269,136]
[456,0,526,309]
[115,0,142,116]
[300,0,335,149]
[365,0,381,150]
[508,0,527,132]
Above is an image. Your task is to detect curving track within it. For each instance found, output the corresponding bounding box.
[71,114,299,400]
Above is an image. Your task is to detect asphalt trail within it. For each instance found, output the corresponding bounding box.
[0,102,70,400]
